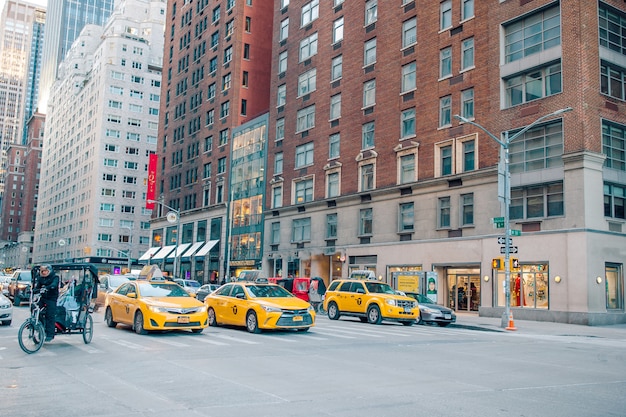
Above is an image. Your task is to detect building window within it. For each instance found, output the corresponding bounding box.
[364,38,376,67]
[329,133,340,159]
[327,171,340,198]
[277,84,286,107]
[461,37,474,71]
[278,50,288,74]
[362,121,375,149]
[331,55,343,82]
[271,222,281,245]
[504,5,560,63]
[222,73,232,91]
[462,139,475,172]
[604,183,625,219]
[399,153,415,184]
[296,105,315,132]
[601,62,626,101]
[440,0,452,30]
[461,193,474,226]
[219,129,229,146]
[292,218,311,243]
[206,109,214,126]
[363,80,376,108]
[365,0,377,25]
[438,197,450,228]
[294,178,314,204]
[605,263,624,310]
[603,120,626,171]
[298,68,317,97]
[276,118,285,141]
[402,62,416,93]
[220,101,230,119]
[333,17,344,43]
[440,47,452,79]
[224,46,232,64]
[274,152,283,174]
[295,142,314,168]
[401,108,415,139]
[510,182,564,220]
[402,17,417,48]
[326,213,338,239]
[360,163,375,191]
[299,33,318,61]
[359,208,373,236]
[399,202,414,232]
[217,157,226,174]
[509,120,563,173]
[461,88,474,119]
[301,0,319,27]
[505,63,562,107]
[280,18,289,41]
[439,95,451,127]
[599,3,626,55]
[441,144,452,175]
[203,162,211,178]
[272,185,283,208]
[462,0,474,21]
[319,88,338,119]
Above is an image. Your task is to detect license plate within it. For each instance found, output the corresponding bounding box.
[293,315,303,322]
[404,307,412,313]
[444,314,451,320]
[177,316,190,324]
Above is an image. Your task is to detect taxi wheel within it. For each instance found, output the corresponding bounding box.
[327,302,340,320]
[246,311,260,334]
[105,307,117,328]
[208,308,219,327]
[367,305,382,325]
[134,311,147,335]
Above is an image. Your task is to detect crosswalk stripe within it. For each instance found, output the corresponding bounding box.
[325,324,413,337]
[311,330,356,339]
[180,335,230,346]
[211,333,260,344]
[152,338,190,347]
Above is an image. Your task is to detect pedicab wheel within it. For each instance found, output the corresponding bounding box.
[82,313,94,344]
[18,320,45,354]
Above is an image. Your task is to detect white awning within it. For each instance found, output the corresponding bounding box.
[167,243,191,258]
[194,240,219,257]
[181,242,205,259]
[150,245,176,260]
[138,247,161,261]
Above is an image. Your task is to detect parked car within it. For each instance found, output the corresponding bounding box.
[195,284,220,302]
[0,293,13,325]
[0,275,11,296]
[205,281,315,333]
[104,279,208,335]
[323,279,419,326]
[8,270,32,306]
[95,274,131,309]
[404,292,456,327]
[174,279,202,297]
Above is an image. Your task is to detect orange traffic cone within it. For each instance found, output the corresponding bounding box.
[505,312,517,331]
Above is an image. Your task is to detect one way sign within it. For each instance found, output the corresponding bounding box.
[500,246,518,254]
[497,237,512,245]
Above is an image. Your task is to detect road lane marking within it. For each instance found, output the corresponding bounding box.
[211,333,260,344]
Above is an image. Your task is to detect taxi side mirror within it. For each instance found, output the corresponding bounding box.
[126,292,137,299]
[235,293,245,299]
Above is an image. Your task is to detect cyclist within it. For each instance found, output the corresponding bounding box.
[36,265,59,341]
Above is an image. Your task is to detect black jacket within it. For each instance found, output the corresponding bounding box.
[37,271,59,299]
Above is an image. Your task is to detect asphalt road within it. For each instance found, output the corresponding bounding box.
[1,306,625,417]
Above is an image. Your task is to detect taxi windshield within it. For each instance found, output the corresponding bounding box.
[138,283,189,297]
[365,282,397,294]
[246,285,293,298]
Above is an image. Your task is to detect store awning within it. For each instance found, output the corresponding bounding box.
[150,245,176,260]
[138,247,161,261]
[181,242,205,260]
[167,243,191,259]
[194,240,219,257]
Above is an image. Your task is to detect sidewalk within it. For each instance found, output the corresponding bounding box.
[452,312,626,338]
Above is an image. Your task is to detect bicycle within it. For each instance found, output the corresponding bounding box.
[17,291,46,354]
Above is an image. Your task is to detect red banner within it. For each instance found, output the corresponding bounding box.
[146,153,158,209]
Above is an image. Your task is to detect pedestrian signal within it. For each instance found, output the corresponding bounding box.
[492,258,504,270]
[511,258,520,270]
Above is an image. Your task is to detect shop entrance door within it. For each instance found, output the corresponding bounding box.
[446,269,481,312]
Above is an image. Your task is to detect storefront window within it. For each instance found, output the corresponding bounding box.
[605,263,624,310]
[496,263,549,309]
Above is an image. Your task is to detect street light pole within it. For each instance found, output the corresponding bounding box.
[147,199,181,279]
[121,225,133,272]
[454,107,572,328]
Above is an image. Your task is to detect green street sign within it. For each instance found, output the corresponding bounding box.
[494,222,505,228]
[511,230,521,236]
[492,217,504,223]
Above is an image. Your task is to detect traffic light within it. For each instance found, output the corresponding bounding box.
[511,258,520,270]
[492,258,504,270]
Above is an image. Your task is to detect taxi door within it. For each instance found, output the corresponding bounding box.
[349,281,368,314]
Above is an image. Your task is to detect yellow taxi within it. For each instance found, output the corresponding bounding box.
[104,279,208,334]
[323,279,419,326]
[204,280,315,333]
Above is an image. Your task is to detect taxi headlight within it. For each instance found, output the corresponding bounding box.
[386,299,397,306]
[261,305,282,312]
[307,305,315,313]
[148,305,168,313]
[198,305,207,313]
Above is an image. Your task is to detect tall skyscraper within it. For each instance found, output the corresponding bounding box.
[0,0,46,201]
[37,0,115,114]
